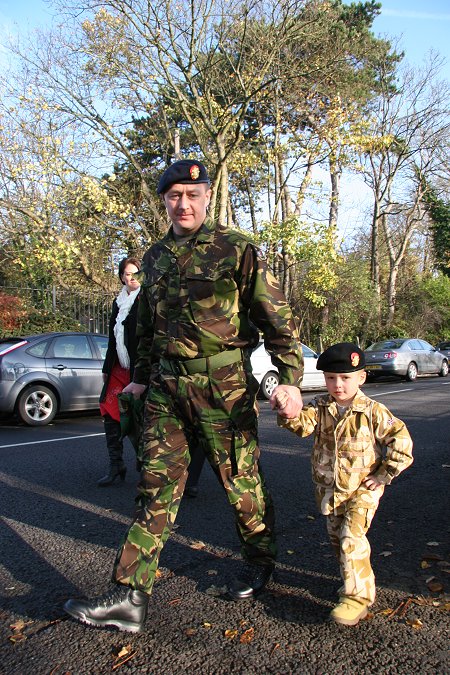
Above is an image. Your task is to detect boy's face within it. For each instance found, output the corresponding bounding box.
[324,369,367,406]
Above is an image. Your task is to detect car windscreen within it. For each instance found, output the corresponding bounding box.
[366,340,406,351]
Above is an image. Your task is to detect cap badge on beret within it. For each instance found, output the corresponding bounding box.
[190,164,200,180]
[351,352,360,367]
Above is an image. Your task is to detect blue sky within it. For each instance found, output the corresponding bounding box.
[1,0,450,80]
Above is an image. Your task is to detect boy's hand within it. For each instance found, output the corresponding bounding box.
[362,474,383,491]
[270,385,303,419]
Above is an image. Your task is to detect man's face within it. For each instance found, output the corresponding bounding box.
[162,183,211,235]
[324,370,367,406]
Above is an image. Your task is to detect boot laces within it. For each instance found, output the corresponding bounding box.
[97,585,129,608]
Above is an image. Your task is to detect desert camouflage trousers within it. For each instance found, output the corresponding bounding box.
[113,360,276,593]
[325,485,384,605]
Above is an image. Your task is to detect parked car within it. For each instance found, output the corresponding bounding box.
[436,341,450,359]
[364,338,449,382]
[0,332,108,426]
[251,341,326,399]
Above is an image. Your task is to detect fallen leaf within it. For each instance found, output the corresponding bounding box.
[406,618,423,630]
[224,629,238,639]
[240,627,255,643]
[420,561,431,569]
[185,628,197,636]
[427,580,444,593]
[8,634,26,643]
[114,645,132,659]
[306,515,315,521]
[190,540,206,550]
[203,622,212,629]
[379,551,392,557]
[287,550,295,555]
[442,464,450,468]
[155,569,163,578]
[9,620,32,632]
[112,648,136,670]
[426,541,440,547]
[168,598,182,606]
[270,643,280,656]
[425,576,437,584]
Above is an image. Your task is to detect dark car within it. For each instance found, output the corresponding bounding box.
[0,332,108,426]
[364,338,449,382]
[436,341,450,359]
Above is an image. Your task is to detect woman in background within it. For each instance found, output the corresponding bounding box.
[98,257,141,487]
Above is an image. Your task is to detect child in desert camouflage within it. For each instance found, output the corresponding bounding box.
[276,342,413,626]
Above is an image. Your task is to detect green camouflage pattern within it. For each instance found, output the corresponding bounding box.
[326,486,384,604]
[112,220,302,593]
[113,361,276,593]
[278,389,413,514]
[133,220,303,387]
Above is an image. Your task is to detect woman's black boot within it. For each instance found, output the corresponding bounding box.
[98,417,127,487]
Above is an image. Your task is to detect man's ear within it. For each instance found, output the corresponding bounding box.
[360,370,367,384]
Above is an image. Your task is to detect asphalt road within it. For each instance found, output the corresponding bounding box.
[0,377,449,674]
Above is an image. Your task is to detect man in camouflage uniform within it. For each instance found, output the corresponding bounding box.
[64,159,304,633]
[277,342,413,626]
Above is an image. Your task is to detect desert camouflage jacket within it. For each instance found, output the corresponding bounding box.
[279,389,413,510]
[133,220,303,386]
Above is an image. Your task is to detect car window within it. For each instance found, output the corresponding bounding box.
[91,335,109,360]
[302,345,316,358]
[366,340,405,351]
[51,335,93,359]
[437,342,450,350]
[418,340,433,350]
[27,339,51,357]
[409,340,423,350]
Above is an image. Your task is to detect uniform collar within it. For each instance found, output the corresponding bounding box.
[160,219,215,251]
[319,389,372,414]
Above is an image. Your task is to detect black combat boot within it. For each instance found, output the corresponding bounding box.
[228,562,275,600]
[63,584,149,633]
[97,416,127,487]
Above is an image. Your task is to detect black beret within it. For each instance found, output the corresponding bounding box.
[157,159,210,195]
[316,342,365,373]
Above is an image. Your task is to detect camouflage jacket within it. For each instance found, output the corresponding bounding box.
[279,390,413,512]
[133,220,303,386]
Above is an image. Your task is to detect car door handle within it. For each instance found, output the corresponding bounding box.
[52,364,67,370]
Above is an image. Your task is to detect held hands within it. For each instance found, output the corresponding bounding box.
[362,474,383,491]
[122,382,147,400]
[270,385,303,419]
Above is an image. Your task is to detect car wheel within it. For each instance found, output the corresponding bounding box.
[17,385,58,426]
[439,360,449,377]
[260,372,279,399]
[405,362,418,382]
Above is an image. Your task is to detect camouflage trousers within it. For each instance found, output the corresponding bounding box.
[113,360,276,593]
[325,485,384,605]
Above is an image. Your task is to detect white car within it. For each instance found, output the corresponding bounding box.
[250,341,326,399]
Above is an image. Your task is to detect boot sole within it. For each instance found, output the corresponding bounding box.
[64,606,143,633]
[330,606,368,626]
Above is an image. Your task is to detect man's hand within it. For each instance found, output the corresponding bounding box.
[270,385,303,419]
[122,382,147,400]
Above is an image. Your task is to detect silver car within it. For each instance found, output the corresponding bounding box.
[364,338,449,382]
[0,332,108,426]
[251,341,326,399]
